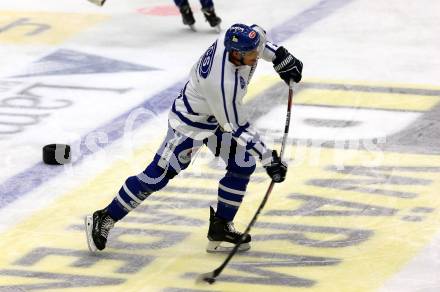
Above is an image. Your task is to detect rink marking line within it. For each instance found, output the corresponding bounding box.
[268,0,355,44]
[0,0,358,211]
[258,76,440,112]
[136,5,180,17]
[243,75,279,103]
[296,88,439,111]
[304,77,440,91]
[0,11,107,44]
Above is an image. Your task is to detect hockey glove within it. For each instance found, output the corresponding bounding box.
[273,46,303,84]
[264,150,287,183]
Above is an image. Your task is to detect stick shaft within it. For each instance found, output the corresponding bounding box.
[207,82,295,280]
[279,82,293,160]
[211,181,275,278]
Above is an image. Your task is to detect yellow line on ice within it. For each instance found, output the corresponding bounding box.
[0,11,107,44]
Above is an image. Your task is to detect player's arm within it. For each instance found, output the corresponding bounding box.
[252,24,303,84]
[204,78,286,182]
[251,24,278,62]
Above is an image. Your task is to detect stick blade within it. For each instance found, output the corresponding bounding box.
[196,271,217,285]
[87,0,106,6]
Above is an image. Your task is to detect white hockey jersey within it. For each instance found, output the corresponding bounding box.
[168,25,278,164]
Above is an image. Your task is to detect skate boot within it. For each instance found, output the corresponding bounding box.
[206,206,251,253]
[85,208,115,252]
[179,4,196,30]
[201,7,222,32]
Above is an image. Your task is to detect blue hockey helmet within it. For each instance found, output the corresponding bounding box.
[224,23,260,53]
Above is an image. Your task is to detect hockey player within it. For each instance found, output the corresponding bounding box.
[85,23,302,253]
[174,0,221,30]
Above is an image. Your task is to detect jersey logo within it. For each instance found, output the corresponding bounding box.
[199,41,217,79]
[230,26,245,33]
[248,31,256,39]
[240,76,246,89]
[178,147,199,164]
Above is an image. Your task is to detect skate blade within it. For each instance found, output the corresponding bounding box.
[206,241,250,253]
[189,24,197,32]
[84,215,97,253]
[214,25,221,33]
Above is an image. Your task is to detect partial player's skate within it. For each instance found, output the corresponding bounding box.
[179,4,196,31]
[85,208,115,252]
[206,206,251,253]
[202,7,222,33]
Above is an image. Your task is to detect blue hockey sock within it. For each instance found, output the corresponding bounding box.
[106,161,172,221]
[215,172,250,221]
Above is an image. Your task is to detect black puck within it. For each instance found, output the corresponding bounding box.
[42,144,71,165]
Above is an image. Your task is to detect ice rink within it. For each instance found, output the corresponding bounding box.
[1,0,440,291]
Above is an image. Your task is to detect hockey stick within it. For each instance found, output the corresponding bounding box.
[196,81,295,284]
[88,0,106,6]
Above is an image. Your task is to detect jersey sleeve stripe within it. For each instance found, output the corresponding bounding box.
[181,81,198,115]
[232,122,250,138]
[265,43,277,53]
[248,147,263,160]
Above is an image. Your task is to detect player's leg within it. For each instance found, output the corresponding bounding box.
[199,0,221,29]
[85,126,201,252]
[174,0,196,27]
[204,129,256,252]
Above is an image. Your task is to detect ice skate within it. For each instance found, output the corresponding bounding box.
[85,208,115,252]
[179,4,196,31]
[201,7,222,33]
[206,206,251,253]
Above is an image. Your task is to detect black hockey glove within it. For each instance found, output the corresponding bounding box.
[264,150,287,183]
[272,46,303,84]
